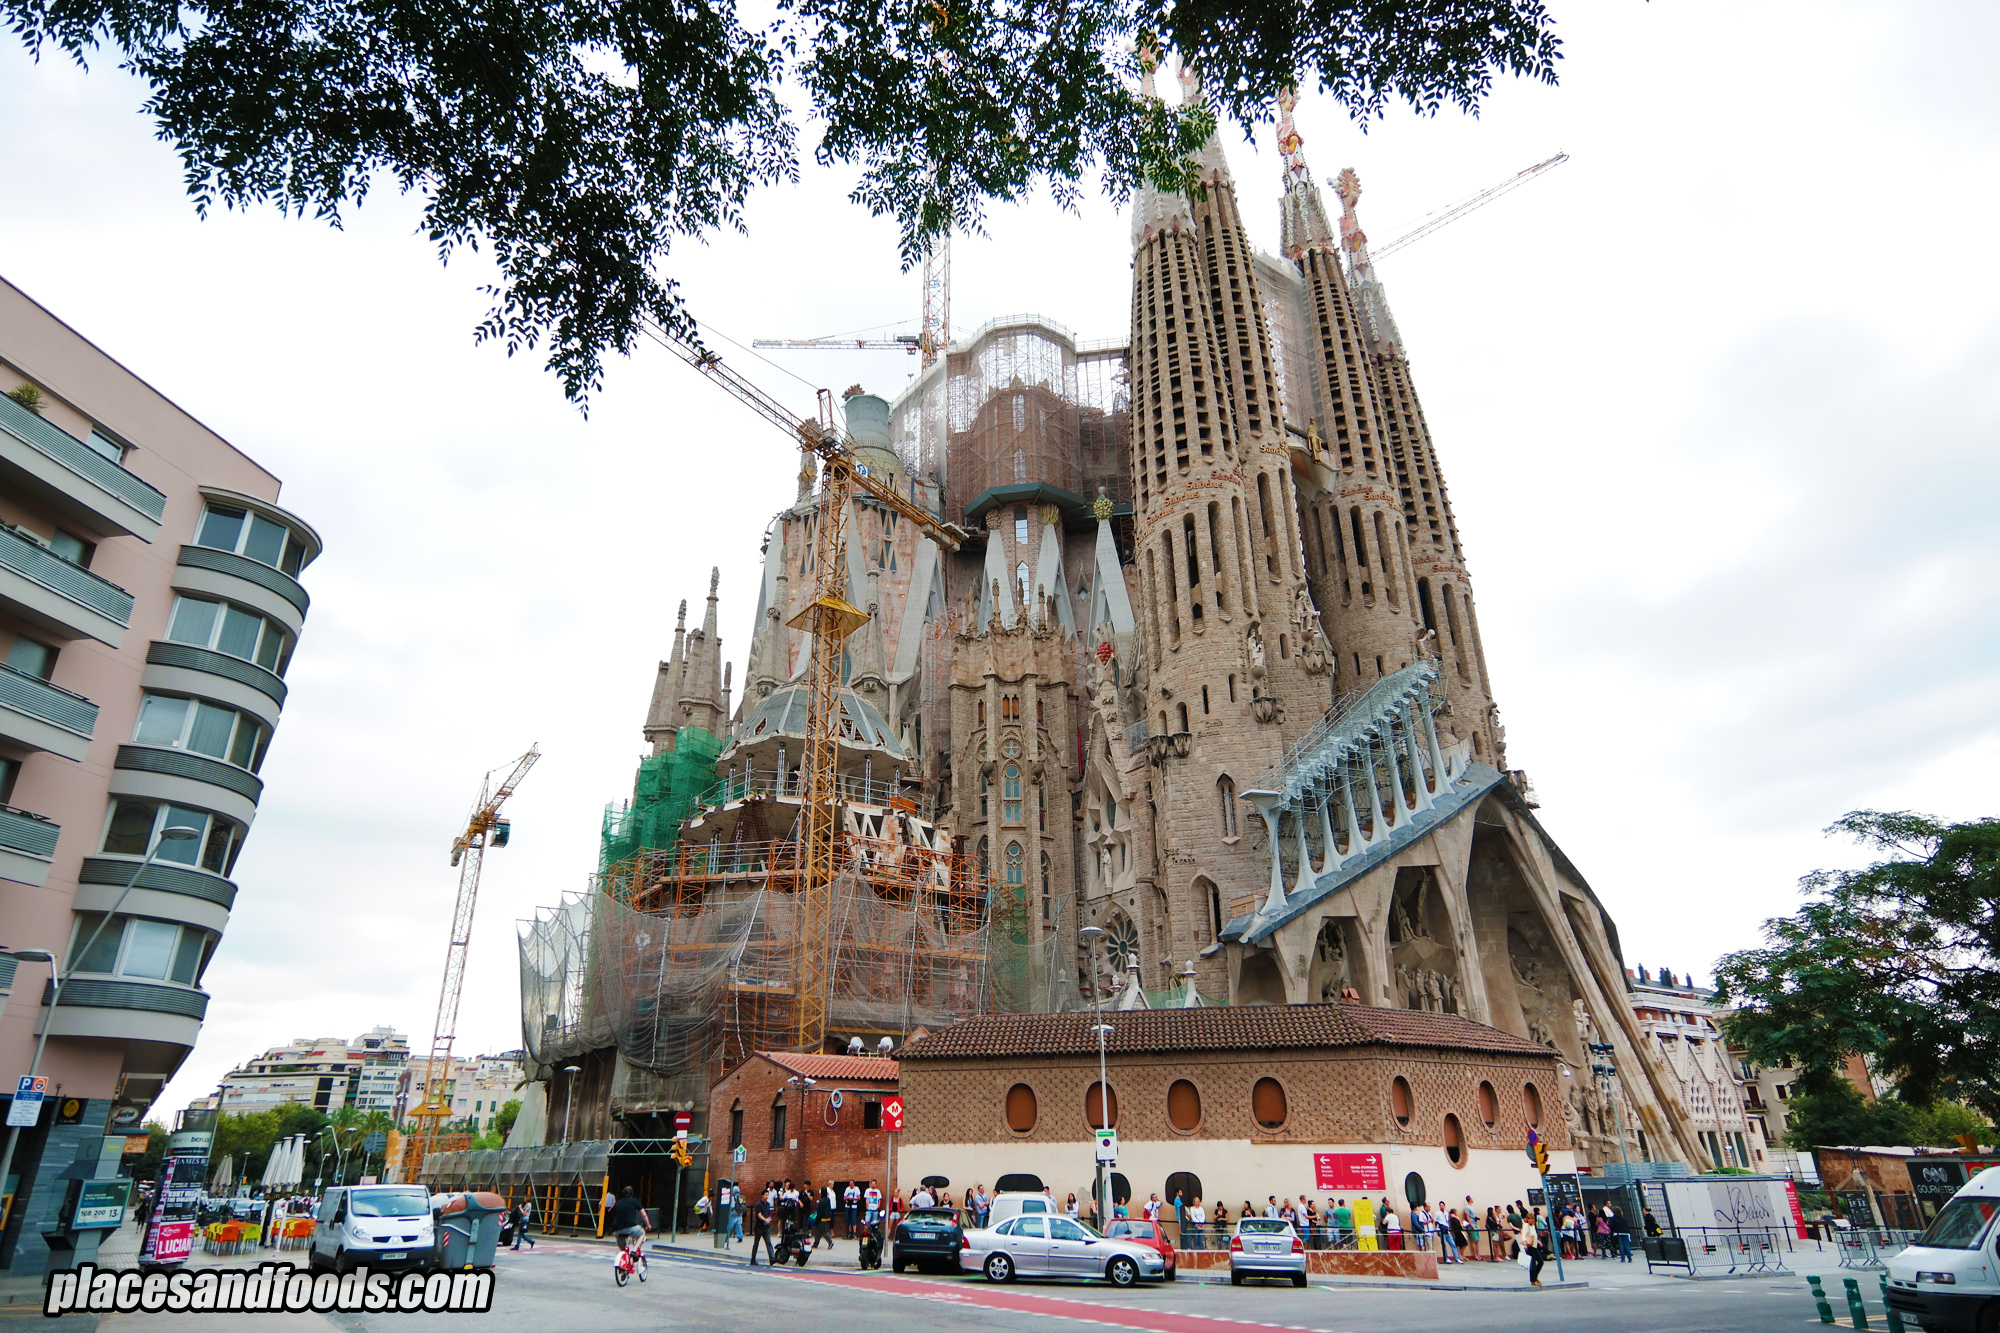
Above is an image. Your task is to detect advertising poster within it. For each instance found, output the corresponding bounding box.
[138,1130,210,1268]
[1783,1181,1809,1238]
[1313,1152,1386,1192]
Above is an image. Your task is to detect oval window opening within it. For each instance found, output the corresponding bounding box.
[1443,1113,1464,1166]
[1524,1081,1542,1129]
[1167,1079,1202,1133]
[1478,1080,1498,1128]
[1006,1083,1038,1133]
[1403,1171,1428,1209]
[1252,1077,1288,1130]
[1391,1076,1413,1128]
[1086,1081,1120,1130]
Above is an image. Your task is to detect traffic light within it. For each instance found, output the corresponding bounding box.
[1534,1142,1551,1175]
[669,1140,692,1168]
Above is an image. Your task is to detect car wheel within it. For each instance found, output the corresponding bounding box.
[1231,1270,1244,1286]
[1166,1265,1177,1282]
[333,1250,349,1277]
[894,1256,906,1273]
[1978,1304,2000,1333]
[1107,1256,1138,1288]
[1292,1273,1308,1288]
[984,1253,1014,1283]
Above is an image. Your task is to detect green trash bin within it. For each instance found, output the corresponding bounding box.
[437,1192,507,1270]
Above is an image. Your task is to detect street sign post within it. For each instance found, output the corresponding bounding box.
[673,1111,693,1140]
[6,1077,46,1129]
[883,1098,904,1132]
[1095,1129,1118,1163]
[732,1144,746,1165]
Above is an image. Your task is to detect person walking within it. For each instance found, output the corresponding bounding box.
[748,1191,779,1266]
[1521,1209,1548,1287]
[1593,1208,1611,1258]
[816,1184,837,1249]
[727,1184,745,1244]
[1444,1208,1466,1265]
[510,1198,537,1250]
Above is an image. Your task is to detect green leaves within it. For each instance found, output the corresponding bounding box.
[1717,810,2000,1123]
[4,0,1562,401]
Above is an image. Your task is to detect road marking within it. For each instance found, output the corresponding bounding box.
[768,1269,1340,1333]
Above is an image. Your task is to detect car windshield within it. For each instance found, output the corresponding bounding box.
[1919,1197,1999,1249]
[1112,1222,1157,1239]
[1240,1219,1291,1234]
[350,1189,431,1219]
[907,1210,957,1225]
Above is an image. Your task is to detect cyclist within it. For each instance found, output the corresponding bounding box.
[608,1187,648,1282]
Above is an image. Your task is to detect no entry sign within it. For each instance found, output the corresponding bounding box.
[1313,1152,1385,1192]
[883,1097,904,1132]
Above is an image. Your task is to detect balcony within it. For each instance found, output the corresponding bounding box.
[143,641,286,712]
[0,803,60,887]
[0,661,99,760]
[0,523,135,646]
[173,544,309,633]
[41,976,207,1049]
[76,855,236,934]
[111,744,263,825]
[0,391,166,541]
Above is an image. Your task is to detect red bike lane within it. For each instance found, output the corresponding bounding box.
[763,1268,1330,1333]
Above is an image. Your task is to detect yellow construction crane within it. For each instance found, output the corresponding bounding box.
[753,234,953,370]
[402,745,540,1178]
[644,323,965,1048]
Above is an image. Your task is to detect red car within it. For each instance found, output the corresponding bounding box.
[1105,1219,1177,1279]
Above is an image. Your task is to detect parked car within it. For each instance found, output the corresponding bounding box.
[310,1185,437,1275]
[984,1191,1059,1231]
[894,1207,966,1273]
[1229,1217,1307,1287]
[963,1213,1166,1287]
[1105,1219,1176,1280]
[1885,1166,2000,1332]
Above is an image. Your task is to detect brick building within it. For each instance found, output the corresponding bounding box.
[710,1052,900,1204]
[894,1005,1571,1220]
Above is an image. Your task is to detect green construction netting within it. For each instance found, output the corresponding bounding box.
[598,726,723,872]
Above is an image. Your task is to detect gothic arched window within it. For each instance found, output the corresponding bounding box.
[1005,841,1024,886]
[1217,776,1238,839]
[1003,765,1021,823]
[979,770,989,818]
[1040,852,1052,922]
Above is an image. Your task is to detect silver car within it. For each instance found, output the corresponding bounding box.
[1230,1217,1308,1287]
[962,1214,1167,1287]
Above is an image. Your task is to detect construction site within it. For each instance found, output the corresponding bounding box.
[408,67,1729,1225]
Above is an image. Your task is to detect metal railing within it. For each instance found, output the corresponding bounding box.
[1831,1227,1927,1269]
[1663,1226,1794,1275]
[0,391,167,520]
[0,661,98,737]
[0,523,135,624]
[699,768,926,816]
[0,803,60,859]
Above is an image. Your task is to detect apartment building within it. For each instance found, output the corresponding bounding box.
[214,1027,411,1116]
[400,1053,522,1132]
[0,276,321,1274]
[1626,967,1762,1171]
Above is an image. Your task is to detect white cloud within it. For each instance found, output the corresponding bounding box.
[0,0,1992,1112]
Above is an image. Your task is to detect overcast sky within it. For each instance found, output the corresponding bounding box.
[1,0,1993,1123]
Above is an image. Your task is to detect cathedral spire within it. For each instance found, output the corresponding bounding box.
[1130,48,1193,250]
[1276,88,1337,261]
[1334,168,1405,356]
[1175,60,1231,189]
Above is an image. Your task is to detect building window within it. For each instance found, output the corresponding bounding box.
[770,1096,787,1149]
[1252,1078,1288,1130]
[1006,1084,1038,1133]
[1176,702,1189,732]
[1775,1085,1789,1101]
[1039,852,1051,922]
[1037,784,1045,832]
[195,503,308,577]
[979,772,988,817]
[978,700,985,726]
[1217,777,1238,838]
[863,1100,882,1129]
[1391,1076,1413,1128]
[1003,765,1021,823]
[133,693,268,771]
[1477,1081,1497,1127]
[69,912,211,985]
[1443,1113,1465,1166]
[1167,1079,1201,1133]
[728,1102,743,1149]
[977,837,988,880]
[1524,1081,1543,1127]
[166,595,293,675]
[6,635,56,681]
[1005,842,1024,887]
[1085,1081,1118,1130]
[101,799,243,876]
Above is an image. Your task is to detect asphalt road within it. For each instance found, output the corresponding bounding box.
[296,1237,1859,1333]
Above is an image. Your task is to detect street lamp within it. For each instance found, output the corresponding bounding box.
[560,1066,582,1146]
[0,822,200,1224]
[1080,925,1113,1230]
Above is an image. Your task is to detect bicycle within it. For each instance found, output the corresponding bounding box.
[613,1232,648,1286]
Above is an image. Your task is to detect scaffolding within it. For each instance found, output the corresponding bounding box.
[891,315,1132,523]
[598,727,724,872]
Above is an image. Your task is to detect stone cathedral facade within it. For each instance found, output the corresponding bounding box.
[640,75,1715,1170]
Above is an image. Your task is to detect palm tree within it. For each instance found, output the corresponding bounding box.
[359,1111,394,1179]
[327,1106,365,1184]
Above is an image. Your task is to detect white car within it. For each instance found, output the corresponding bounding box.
[1885,1166,2000,1332]
[309,1185,436,1275]
[962,1214,1166,1287]
[1229,1217,1308,1287]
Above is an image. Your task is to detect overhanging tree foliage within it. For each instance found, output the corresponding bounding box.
[3,0,1561,400]
[1717,811,2000,1123]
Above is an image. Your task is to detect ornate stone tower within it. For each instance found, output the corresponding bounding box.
[643,566,731,756]
[1274,93,1425,698]
[1336,171,1505,767]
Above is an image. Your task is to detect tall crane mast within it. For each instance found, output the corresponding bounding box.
[646,324,965,1049]
[403,745,540,1176]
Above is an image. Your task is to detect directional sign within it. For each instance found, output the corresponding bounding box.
[883,1097,904,1133]
[1095,1129,1118,1163]
[732,1145,747,1165]
[6,1076,47,1128]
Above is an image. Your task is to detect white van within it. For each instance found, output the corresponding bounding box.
[984,1192,1057,1230]
[1885,1166,2000,1332]
[310,1184,437,1274]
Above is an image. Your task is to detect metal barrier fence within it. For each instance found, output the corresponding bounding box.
[1654,1227,1794,1276]
[1831,1227,1927,1269]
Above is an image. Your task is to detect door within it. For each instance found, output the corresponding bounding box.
[1047,1216,1100,1276]
[1002,1216,1048,1274]
[314,1190,343,1262]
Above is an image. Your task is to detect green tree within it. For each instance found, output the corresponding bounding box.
[1,0,1561,401]
[1908,1101,1996,1150]
[1780,1081,1917,1152]
[132,1122,170,1182]
[492,1100,521,1144]
[1717,811,2000,1121]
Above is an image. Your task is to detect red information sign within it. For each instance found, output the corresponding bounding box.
[883,1097,904,1132]
[150,1220,195,1264]
[1784,1181,1809,1239]
[1313,1152,1385,1192]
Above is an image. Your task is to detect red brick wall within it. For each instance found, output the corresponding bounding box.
[709,1056,901,1197]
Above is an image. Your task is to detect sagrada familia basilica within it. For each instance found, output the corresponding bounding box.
[627,69,1717,1170]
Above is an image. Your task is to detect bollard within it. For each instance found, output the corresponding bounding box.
[1808,1275,1836,1324]
[1877,1275,1905,1333]
[1843,1276,1872,1331]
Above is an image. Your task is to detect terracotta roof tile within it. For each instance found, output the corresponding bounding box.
[756,1052,900,1082]
[896,1005,1550,1061]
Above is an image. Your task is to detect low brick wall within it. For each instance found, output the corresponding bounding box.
[1177,1249,1440,1279]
